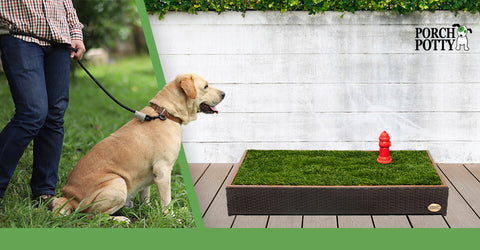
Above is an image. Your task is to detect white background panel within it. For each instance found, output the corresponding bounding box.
[151,11,480,163]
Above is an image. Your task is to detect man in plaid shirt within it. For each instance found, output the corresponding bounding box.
[0,0,86,205]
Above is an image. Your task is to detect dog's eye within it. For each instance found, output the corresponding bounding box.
[204,85,209,90]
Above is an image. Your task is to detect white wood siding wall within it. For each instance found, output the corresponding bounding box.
[149,11,480,163]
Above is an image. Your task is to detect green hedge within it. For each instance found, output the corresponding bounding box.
[145,0,480,18]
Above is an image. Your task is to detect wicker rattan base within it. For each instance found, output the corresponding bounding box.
[226,150,449,216]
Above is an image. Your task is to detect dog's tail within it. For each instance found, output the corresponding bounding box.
[51,196,78,216]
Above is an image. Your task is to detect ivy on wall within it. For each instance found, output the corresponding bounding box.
[144,0,480,18]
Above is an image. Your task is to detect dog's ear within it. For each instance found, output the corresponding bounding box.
[180,75,197,99]
[452,23,460,28]
[468,28,473,33]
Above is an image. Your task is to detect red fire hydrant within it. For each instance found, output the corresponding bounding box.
[377,131,392,164]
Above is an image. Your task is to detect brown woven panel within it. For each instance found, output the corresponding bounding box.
[226,185,448,215]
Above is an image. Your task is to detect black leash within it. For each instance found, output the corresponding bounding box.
[1,23,160,122]
[75,60,165,122]
[75,60,135,114]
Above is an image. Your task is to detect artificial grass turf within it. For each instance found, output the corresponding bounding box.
[232,150,444,186]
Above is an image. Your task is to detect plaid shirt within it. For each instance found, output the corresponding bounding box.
[0,0,83,46]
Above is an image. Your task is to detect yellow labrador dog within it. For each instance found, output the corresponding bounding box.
[51,73,224,221]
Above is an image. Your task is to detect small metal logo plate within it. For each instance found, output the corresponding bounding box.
[428,203,442,212]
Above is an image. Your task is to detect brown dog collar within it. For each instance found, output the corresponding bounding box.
[150,104,183,125]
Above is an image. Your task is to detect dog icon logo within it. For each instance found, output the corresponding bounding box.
[453,24,472,51]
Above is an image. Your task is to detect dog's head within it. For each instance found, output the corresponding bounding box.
[453,24,472,38]
[149,73,225,125]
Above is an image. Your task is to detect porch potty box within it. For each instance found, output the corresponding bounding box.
[226,150,449,215]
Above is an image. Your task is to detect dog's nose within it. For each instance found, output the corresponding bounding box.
[220,91,226,100]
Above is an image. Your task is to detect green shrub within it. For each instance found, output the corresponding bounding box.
[144,0,480,18]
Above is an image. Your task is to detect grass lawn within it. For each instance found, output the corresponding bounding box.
[232,150,443,186]
[0,56,195,228]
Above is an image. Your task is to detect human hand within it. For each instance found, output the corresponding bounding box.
[70,39,86,60]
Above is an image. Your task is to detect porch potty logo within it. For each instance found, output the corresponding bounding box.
[415,24,472,51]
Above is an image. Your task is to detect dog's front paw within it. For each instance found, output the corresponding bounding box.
[163,207,189,217]
[110,216,131,224]
[163,208,172,216]
[164,207,190,224]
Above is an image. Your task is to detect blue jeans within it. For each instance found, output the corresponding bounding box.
[0,36,70,198]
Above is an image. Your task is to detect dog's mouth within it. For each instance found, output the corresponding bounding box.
[199,103,219,114]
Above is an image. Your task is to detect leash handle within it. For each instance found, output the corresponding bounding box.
[1,25,149,122]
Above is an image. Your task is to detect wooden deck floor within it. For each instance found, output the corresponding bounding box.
[189,163,480,228]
